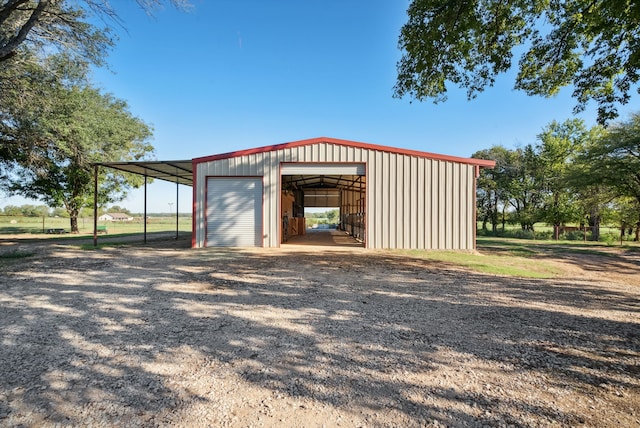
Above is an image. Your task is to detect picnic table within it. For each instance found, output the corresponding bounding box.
[46,228,66,234]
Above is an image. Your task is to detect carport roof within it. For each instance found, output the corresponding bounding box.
[95,160,193,186]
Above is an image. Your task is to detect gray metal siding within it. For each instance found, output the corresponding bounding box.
[194,141,477,250]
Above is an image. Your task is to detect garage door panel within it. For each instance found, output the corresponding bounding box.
[206,178,262,247]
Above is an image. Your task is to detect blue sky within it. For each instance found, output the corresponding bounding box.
[2,0,636,213]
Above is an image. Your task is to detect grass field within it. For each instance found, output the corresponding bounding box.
[398,236,639,279]
[0,215,192,235]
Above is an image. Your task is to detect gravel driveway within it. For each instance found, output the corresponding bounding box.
[0,238,638,427]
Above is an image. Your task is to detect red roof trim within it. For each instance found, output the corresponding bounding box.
[192,137,496,168]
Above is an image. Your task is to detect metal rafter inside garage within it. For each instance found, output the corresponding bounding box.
[95,160,193,185]
[282,175,366,193]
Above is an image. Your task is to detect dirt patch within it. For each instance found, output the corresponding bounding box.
[0,239,639,427]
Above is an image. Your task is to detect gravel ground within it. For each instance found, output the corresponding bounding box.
[0,237,639,427]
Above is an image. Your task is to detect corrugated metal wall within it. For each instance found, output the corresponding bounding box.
[194,142,476,249]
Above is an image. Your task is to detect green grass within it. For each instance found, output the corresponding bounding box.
[398,248,561,278]
[398,236,639,278]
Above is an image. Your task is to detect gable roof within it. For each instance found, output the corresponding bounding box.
[193,137,496,168]
[96,137,495,187]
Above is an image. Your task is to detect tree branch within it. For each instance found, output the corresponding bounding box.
[0,0,50,62]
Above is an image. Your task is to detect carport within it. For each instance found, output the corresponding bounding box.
[92,160,192,246]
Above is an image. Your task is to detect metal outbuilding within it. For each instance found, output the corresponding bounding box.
[192,137,495,250]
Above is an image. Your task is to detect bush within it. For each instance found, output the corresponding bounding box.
[476,227,553,240]
[565,230,586,241]
[513,229,535,239]
[599,232,620,244]
[534,230,553,240]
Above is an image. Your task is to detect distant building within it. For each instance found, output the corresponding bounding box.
[98,213,133,222]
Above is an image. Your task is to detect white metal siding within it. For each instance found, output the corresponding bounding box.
[205,177,262,247]
[281,163,365,175]
[194,141,478,250]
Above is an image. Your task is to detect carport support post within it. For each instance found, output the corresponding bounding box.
[175,177,179,239]
[93,164,98,247]
[144,174,148,244]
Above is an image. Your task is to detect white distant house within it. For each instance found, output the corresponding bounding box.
[98,213,133,222]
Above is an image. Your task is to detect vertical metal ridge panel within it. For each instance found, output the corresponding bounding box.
[417,158,425,249]
[446,162,454,249]
[332,144,342,161]
[452,163,460,248]
[404,155,411,249]
[387,152,395,248]
[431,160,439,249]
[408,156,416,248]
[460,165,469,249]
[466,165,473,248]
[395,154,402,248]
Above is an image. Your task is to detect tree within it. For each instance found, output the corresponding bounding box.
[582,112,640,240]
[609,197,640,241]
[0,0,114,65]
[507,145,545,231]
[473,145,515,232]
[0,0,189,64]
[2,58,154,232]
[536,119,592,238]
[107,205,131,214]
[395,0,640,124]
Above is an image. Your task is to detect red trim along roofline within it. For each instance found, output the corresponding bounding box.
[192,137,496,168]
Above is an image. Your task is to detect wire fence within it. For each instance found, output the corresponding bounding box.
[0,215,192,235]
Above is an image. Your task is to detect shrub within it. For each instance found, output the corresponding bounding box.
[565,230,586,241]
[599,232,620,244]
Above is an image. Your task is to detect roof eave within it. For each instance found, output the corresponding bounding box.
[192,137,496,168]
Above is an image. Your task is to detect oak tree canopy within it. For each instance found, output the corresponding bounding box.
[394,0,640,124]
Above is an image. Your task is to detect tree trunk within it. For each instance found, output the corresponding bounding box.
[588,207,601,241]
[67,207,80,233]
[69,215,79,233]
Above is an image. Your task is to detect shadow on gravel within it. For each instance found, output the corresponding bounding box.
[0,241,638,426]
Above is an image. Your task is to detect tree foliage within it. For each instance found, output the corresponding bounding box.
[395,0,640,124]
[0,0,114,65]
[580,112,640,239]
[476,113,640,241]
[1,56,154,232]
[535,119,593,235]
[0,0,190,64]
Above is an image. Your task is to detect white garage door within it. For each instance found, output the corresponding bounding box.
[206,177,262,247]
